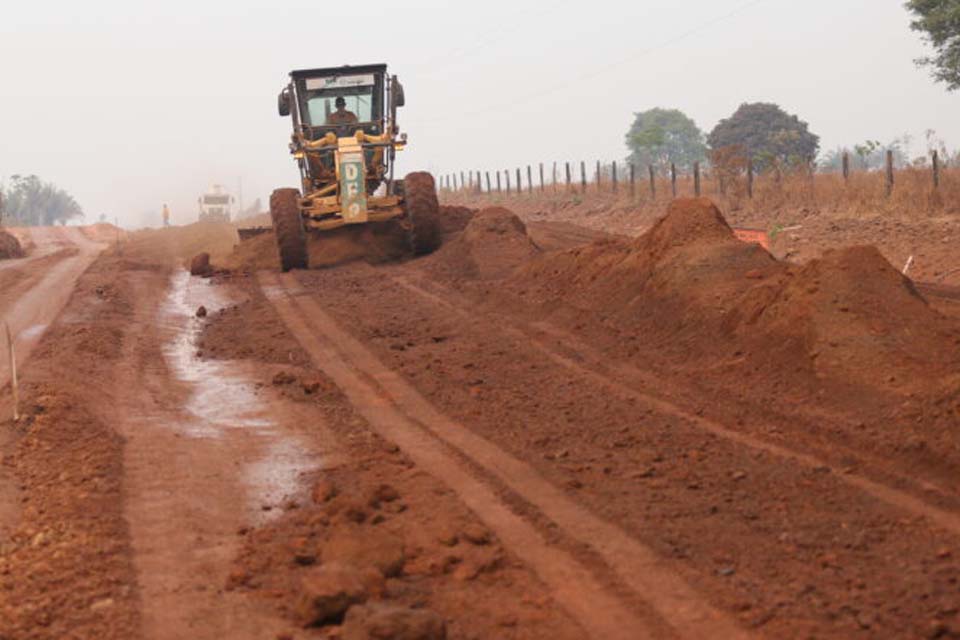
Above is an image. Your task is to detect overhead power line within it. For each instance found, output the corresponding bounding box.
[407,0,772,125]
[408,0,573,76]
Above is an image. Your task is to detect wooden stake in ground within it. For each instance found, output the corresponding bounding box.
[4,322,18,421]
[933,151,940,190]
[886,150,894,198]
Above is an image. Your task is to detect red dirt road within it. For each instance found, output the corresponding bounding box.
[2,203,960,639]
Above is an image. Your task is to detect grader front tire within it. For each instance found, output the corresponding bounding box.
[270,188,309,272]
[403,172,442,256]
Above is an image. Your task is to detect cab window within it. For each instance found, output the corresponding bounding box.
[303,74,376,125]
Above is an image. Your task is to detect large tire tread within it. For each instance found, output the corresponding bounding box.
[403,172,442,256]
[270,188,309,271]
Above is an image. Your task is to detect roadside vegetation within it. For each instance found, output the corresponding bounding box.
[0,174,84,227]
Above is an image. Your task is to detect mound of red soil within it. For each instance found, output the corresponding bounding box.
[731,245,960,390]
[119,222,239,268]
[436,205,474,235]
[509,198,960,396]
[518,198,778,316]
[0,229,25,259]
[428,207,540,280]
[80,223,124,244]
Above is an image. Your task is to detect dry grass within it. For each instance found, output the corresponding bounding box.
[442,166,960,229]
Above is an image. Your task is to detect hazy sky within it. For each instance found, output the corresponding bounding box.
[1,0,957,227]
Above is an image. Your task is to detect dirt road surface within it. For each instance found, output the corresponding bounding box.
[2,203,960,639]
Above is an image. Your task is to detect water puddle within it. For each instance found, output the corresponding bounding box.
[160,272,319,520]
[19,324,48,341]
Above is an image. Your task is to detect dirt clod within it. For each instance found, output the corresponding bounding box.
[341,603,447,640]
[312,479,339,504]
[296,562,384,627]
[273,371,297,386]
[0,229,25,259]
[460,524,491,546]
[189,252,213,276]
[324,528,407,578]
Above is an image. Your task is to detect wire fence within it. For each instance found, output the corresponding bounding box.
[438,151,959,215]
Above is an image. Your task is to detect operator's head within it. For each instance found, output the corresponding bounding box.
[335,96,347,111]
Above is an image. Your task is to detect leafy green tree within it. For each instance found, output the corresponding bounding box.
[906,0,960,91]
[0,175,84,226]
[625,108,706,171]
[707,103,820,169]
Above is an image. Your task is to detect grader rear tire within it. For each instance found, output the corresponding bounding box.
[403,172,442,256]
[270,188,308,272]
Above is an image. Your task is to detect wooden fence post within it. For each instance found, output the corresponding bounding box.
[496,171,502,193]
[461,172,467,192]
[505,170,511,194]
[747,163,754,199]
[539,163,545,193]
[933,150,940,190]
[694,162,701,197]
[4,323,18,421]
[596,160,601,191]
[629,164,636,198]
[581,161,587,194]
[842,152,850,183]
[671,163,677,198]
[516,168,523,196]
[565,162,572,191]
[648,165,656,199]
[552,162,557,193]
[485,172,491,194]
[527,165,533,194]
[885,150,894,197]
[612,162,618,194]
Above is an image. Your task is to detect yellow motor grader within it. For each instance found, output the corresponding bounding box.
[271,63,440,271]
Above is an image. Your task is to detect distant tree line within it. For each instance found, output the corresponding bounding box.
[0,175,84,226]
[625,104,957,177]
[626,102,821,176]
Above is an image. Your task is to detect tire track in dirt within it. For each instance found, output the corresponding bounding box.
[1,228,104,547]
[105,270,323,640]
[0,227,104,389]
[259,270,751,640]
[389,270,960,537]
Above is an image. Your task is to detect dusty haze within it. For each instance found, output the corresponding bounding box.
[1,0,957,228]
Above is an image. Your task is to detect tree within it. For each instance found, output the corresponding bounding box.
[625,108,706,172]
[906,0,960,91]
[0,175,84,226]
[707,103,820,170]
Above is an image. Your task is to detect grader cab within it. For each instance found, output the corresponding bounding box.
[271,63,441,271]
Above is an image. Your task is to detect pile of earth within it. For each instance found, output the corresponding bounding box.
[729,244,960,395]
[426,207,539,280]
[508,198,960,396]
[0,229,24,259]
[120,221,239,268]
[512,198,778,351]
[79,222,125,244]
